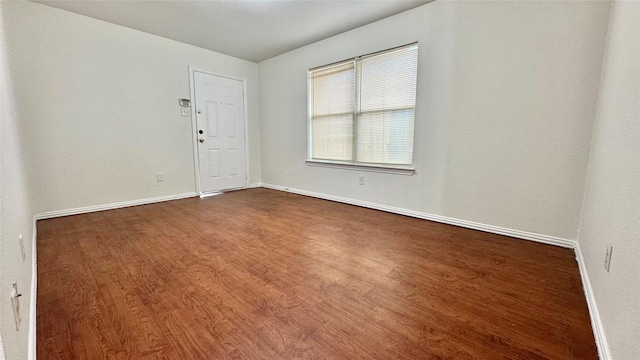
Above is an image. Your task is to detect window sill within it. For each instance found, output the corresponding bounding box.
[305,160,415,175]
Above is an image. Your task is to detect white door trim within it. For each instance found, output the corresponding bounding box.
[188,66,251,194]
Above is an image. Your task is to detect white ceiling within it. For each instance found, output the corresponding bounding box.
[33,0,431,62]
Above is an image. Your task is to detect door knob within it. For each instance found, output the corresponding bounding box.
[197,109,202,114]
[199,138,204,143]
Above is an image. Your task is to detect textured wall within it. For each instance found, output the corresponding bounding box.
[0,4,35,359]
[258,1,610,240]
[3,1,261,214]
[578,1,640,359]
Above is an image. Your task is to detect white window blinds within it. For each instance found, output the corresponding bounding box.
[309,44,418,167]
[310,62,355,161]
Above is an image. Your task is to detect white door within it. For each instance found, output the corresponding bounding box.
[193,71,247,193]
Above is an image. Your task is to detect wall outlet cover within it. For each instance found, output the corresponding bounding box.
[156,172,165,182]
[181,107,191,117]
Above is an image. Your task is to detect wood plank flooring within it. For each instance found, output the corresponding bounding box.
[37,188,597,359]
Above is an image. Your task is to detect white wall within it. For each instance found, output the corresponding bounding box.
[259,1,610,240]
[0,3,35,359]
[578,2,640,359]
[2,1,261,214]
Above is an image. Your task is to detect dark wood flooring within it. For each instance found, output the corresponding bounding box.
[37,188,597,359]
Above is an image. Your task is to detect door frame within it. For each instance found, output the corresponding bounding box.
[188,66,251,194]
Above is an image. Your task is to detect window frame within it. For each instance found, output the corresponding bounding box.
[306,43,418,175]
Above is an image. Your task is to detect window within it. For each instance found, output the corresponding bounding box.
[308,44,418,171]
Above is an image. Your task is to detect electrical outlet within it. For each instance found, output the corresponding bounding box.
[18,234,25,262]
[358,175,365,185]
[181,107,191,117]
[156,172,165,182]
[604,242,613,272]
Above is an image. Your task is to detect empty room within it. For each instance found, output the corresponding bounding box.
[0,0,638,359]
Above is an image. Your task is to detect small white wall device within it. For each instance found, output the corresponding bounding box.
[179,98,191,116]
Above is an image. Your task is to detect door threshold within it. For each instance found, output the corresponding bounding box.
[199,186,248,199]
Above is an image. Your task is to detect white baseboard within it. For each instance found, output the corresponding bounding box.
[28,217,37,360]
[575,243,610,360]
[34,192,198,220]
[248,182,263,188]
[260,183,576,249]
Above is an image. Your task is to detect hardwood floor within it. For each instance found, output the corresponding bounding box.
[37,188,597,359]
